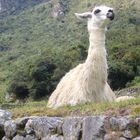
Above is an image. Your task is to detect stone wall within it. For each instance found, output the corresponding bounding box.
[1,109,140,140]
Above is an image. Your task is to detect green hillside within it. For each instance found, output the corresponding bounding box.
[0,0,140,101]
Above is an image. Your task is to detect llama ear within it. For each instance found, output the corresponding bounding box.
[75,12,92,20]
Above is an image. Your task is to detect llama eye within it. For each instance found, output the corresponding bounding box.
[94,9,101,14]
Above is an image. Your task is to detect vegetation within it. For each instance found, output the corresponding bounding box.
[5,99,140,118]
[0,0,140,102]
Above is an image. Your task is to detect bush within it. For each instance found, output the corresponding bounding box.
[29,61,56,100]
[127,76,140,87]
[7,71,29,100]
[108,62,135,90]
[7,59,57,100]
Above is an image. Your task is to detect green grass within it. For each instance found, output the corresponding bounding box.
[4,98,140,119]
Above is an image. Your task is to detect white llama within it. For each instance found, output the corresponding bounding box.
[47,6,116,108]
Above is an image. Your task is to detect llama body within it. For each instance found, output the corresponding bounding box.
[48,6,116,108]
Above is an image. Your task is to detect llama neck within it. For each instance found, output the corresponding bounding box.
[85,28,108,82]
[86,28,107,62]
[88,28,106,55]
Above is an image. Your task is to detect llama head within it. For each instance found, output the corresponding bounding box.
[75,6,114,30]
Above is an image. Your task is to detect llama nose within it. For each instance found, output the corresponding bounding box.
[107,11,115,20]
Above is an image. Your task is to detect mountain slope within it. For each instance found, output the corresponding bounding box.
[0,0,140,101]
[0,0,49,17]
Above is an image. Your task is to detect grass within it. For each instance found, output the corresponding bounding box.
[3,98,140,119]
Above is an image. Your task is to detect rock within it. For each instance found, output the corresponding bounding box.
[110,117,119,131]
[133,137,140,140]
[135,117,140,132]
[62,117,82,140]
[2,136,10,140]
[116,87,140,98]
[83,116,105,140]
[123,130,133,139]
[42,135,63,140]
[110,117,134,131]
[52,3,65,17]
[25,117,63,139]
[119,137,127,140]
[104,132,119,140]
[135,118,140,125]
[0,128,5,139]
[0,110,12,139]
[15,117,30,129]
[15,116,37,129]
[12,135,38,140]
[5,93,15,102]
[12,135,25,140]
[118,117,131,130]
[104,134,112,140]
[14,117,30,136]
[15,116,38,136]
[25,135,38,140]
[0,109,12,119]
[4,120,17,138]
[0,115,139,140]
[0,109,12,124]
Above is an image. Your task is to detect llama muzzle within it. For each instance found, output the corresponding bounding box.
[107,10,115,20]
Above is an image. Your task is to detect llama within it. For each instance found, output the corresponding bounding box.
[47,6,116,108]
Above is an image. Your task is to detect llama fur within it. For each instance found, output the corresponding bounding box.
[116,96,135,102]
[48,6,116,108]
[48,6,134,108]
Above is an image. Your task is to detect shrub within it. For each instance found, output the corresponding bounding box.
[29,61,56,100]
[7,71,29,100]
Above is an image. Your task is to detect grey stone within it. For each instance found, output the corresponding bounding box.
[0,110,12,120]
[104,134,112,140]
[1,116,139,140]
[62,117,82,140]
[4,120,17,138]
[83,116,105,140]
[12,135,25,140]
[118,117,131,130]
[25,135,38,140]
[15,117,30,129]
[52,3,65,18]
[133,137,140,140]
[0,110,12,139]
[136,118,140,125]
[2,136,10,140]
[119,137,127,140]
[117,87,140,97]
[42,135,63,140]
[123,130,133,139]
[110,117,119,131]
[0,129,5,140]
[25,117,63,139]
[15,117,37,136]
[110,117,134,131]
[12,135,38,140]
[104,131,121,140]
[15,116,37,129]
[136,118,140,132]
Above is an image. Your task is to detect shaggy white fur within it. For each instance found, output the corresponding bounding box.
[47,6,116,108]
[116,96,135,102]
